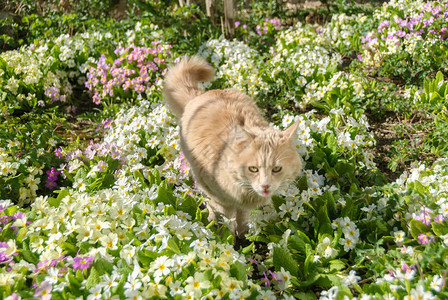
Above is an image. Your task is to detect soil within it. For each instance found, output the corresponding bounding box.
[368,112,402,181]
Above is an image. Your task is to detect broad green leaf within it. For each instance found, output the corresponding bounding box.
[48,189,70,208]
[230,261,247,281]
[436,71,444,84]
[289,234,307,256]
[329,259,346,272]
[86,267,101,290]
[21,247,39,265]
[303,244,314,278]
[432,222,448,237]
[273,247,299,276]
[410,220,429,240]
[94,259,114,276]
[167,238,181,254]
[293,291,317,300]
[317,205,333,236]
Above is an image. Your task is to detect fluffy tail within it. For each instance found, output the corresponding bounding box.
[164,56,214,118]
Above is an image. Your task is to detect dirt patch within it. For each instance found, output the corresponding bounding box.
[56,118,101,147]
[369,112,402,181]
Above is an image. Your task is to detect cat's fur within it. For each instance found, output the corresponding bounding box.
[164,56,302,237]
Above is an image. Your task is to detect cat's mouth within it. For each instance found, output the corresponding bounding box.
[257,187,272,197]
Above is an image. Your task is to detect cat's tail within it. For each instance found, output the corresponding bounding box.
[164,56,214,118]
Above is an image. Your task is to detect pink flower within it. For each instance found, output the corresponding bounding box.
[418,233,429,245]
[97,160,108,172]
[34,281,52,300]
[72,255,94,270]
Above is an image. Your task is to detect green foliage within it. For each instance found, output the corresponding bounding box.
[0,113,66,205]
[2,0,448,299]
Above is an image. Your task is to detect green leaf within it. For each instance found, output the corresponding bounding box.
[303,244,314,277]
[101,173,116,189]
[329,259,346,272]
[178,195,198,219]
[273,247,299,276]
[61,241,78,256]
[410,220,429,240]
[94,259,114,276]
[317,205,333,236]
[167,238,181,254]
[21,246,39,265]
[289,234,307,256]
[86,267,101,290]
[293,291,317,300]
[315,274,341,288]
[432,222,448,237]
[230,261,247,281]
[374,219,389,234]
[408,181,426,197]
[272,195,284,211]
[48,189,70,208]
[16,227,27,243]
[76,269,84,282]
[67,271,81,294]
[156,182,176,205]
[436,71,444,84]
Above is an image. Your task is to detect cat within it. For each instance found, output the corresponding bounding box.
[164,56,303,239]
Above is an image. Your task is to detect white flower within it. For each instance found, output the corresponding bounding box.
[393,230,406,243]
[169,280,184,297]
[256,290,276,300]
[406,284,436,300]
[342,270,361,286]
[319,286,339,300]
[73,179,87,192]
[184,272,210,298]
[150,256,173,280]
[275,267,291,291]
[430,275,443,292]
[317,237,337,258]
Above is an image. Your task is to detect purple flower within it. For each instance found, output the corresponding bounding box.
[434,214,446,223]
[261,272,270,287]
[269,270,282,283]
[401,262,415,273]
[378,20,390,32]
[45,180,57,190]
[234,21,241,27]
[97,160,108,172]
[12,212,25,220]
[46,168,60,180]
[0,251,10,263]
[418,233,430,245]
[103,118,114,129]
[414,208,433,225]
[247,258,258,264]
[54,148,63,159]
[72,255,94,270]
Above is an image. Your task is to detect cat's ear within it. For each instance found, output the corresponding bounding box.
[231,124,253,150]
[283,121,299,141]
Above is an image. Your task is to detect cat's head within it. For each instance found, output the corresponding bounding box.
[228,122,302,198]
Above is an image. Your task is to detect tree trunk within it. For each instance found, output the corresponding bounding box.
[223,0,235,38]
[205,0,215,25]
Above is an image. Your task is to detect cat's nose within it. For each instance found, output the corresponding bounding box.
[261,185,270,190]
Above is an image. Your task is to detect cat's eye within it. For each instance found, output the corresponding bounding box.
[248,166,259,173]
[272,166,282,173]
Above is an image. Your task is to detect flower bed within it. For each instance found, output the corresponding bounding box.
[1,0,448,299]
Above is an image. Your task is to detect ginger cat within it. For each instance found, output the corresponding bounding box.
[164,56,302,238]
